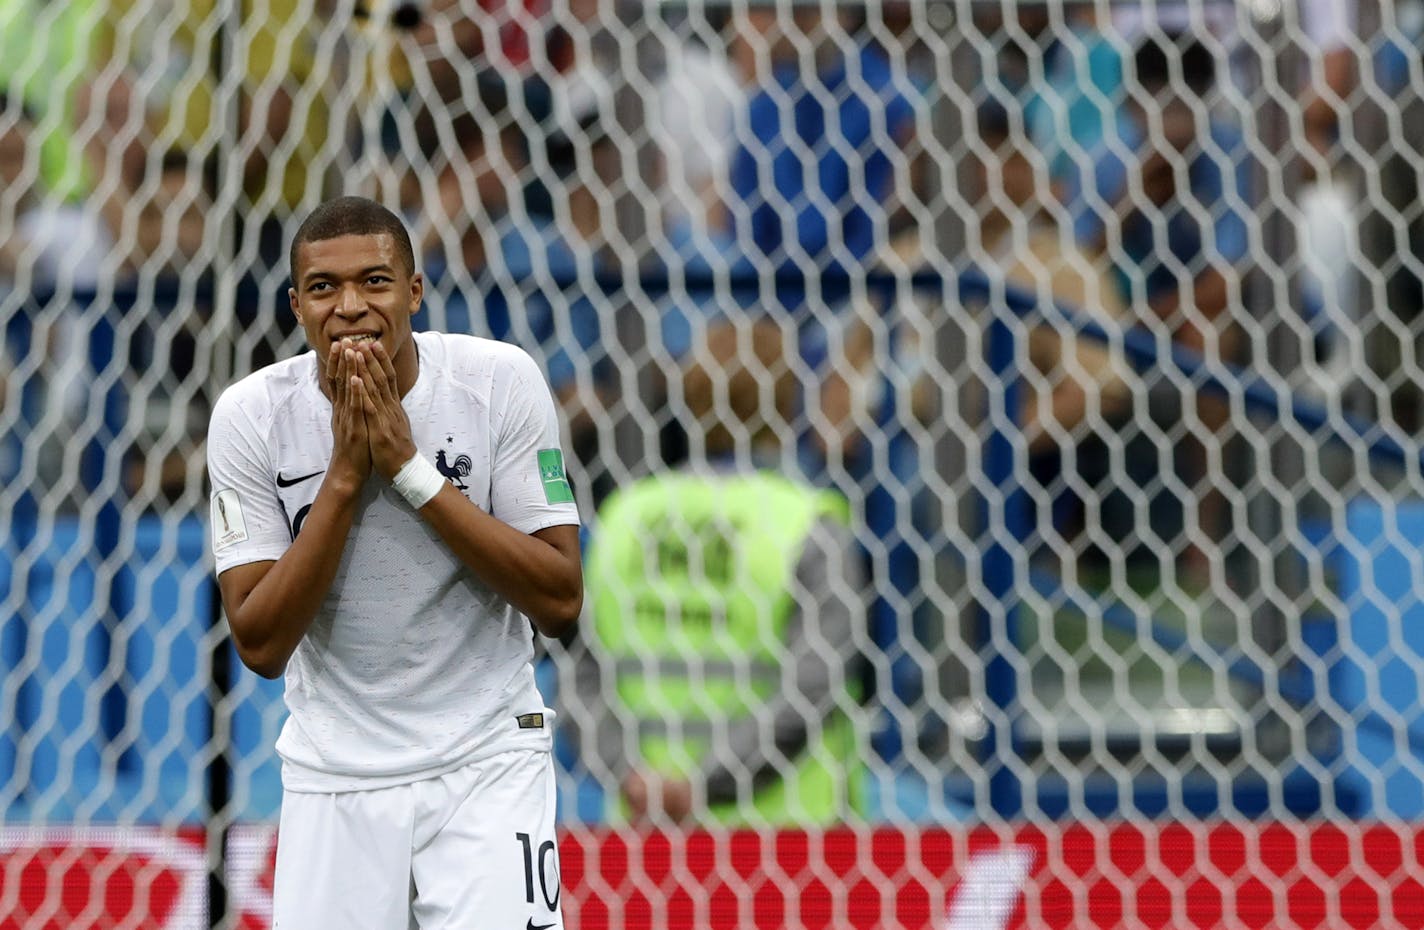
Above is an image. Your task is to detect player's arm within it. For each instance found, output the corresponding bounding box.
[354,342,584,638]
[217,343,373,678]
[217,481,361,678]
[416,497,583,638]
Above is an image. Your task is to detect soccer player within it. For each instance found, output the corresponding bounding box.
[206,196,582,928]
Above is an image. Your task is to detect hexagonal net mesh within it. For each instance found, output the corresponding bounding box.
[2,0,1424,926]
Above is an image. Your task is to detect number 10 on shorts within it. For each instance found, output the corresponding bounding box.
[516,831,561,914]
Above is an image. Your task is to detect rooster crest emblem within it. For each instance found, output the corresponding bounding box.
[435,449,473,490]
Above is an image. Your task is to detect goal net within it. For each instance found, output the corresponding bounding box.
[3,0,1424,925]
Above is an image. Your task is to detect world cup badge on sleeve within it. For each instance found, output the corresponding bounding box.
[211,489,250,551]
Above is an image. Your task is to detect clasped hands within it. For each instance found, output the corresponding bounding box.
[327,338,417,487]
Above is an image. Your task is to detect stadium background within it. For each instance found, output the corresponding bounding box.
[4,0,1424,926]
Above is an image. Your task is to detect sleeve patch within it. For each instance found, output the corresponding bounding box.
[211,489,250,551]
[537,449,575,504]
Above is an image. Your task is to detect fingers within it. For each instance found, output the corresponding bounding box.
[353,343,410,424]
[351,344,415,479]
[356,342,399,407]
[350,370,374,422]
[326,340,341,388]
[353,345,385,399]
[352,349,386,415]
[332,342,346,400]
[326,340,372,483]
[342,348,366,434]
[345,353,359,404]
[371,340,400,388]
[353,359,379,416]
[334,341,361,408]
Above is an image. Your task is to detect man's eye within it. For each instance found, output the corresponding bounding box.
[309,282,332,293]
[368,276,391,286]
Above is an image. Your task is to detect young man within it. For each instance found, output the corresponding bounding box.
[206,196,582,928]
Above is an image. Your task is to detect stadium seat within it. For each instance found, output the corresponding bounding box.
[2,514,107,819]
[112,513,213,822]
[1,511,228,822]
[226,653,286,822]
[1331,499,1424,818]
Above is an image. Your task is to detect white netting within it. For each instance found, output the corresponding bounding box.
[5,0,1424,925]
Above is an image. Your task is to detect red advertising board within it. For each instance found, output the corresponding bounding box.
[0,827,207,929]
[3,822,1423,928]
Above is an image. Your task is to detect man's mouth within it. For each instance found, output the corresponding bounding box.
[340,334,379,345]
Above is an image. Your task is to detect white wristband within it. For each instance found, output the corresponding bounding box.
[391,453,446,510]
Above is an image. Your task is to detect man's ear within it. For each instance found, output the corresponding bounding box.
[289,287,302,325]
[408,272,424,314]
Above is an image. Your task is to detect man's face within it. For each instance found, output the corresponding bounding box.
[289,233,423,387]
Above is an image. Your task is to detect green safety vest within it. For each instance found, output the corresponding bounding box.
[0,0,93,199]
[587,470,859,825]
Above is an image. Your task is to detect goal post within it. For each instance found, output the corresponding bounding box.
[3,0,1424,926]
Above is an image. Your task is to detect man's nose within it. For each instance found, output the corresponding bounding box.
[335,285,365,316]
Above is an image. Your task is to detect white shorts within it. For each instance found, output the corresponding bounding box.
[271,749,564,930]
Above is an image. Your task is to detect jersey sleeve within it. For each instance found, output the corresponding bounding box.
[207,384,293,574]
[489,348,583,535]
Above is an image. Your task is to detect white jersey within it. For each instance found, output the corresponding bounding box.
[206,331,581,792]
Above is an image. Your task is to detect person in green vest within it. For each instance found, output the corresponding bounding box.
[573,319,868,826]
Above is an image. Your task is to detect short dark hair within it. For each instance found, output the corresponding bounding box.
[289,196,416,282]
[1132,34,1216,96]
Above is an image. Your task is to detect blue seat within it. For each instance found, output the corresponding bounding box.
[2,514,107,819]
[1331,499,1424,818]
[1,512,221,822]
[112,513,214,822]
[860,767,978,824]
[129,515,285,822]
[227,649,286,822]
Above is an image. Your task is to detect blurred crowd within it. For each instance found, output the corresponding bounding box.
[0,1,1382,500]
[5,0,1421,804]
